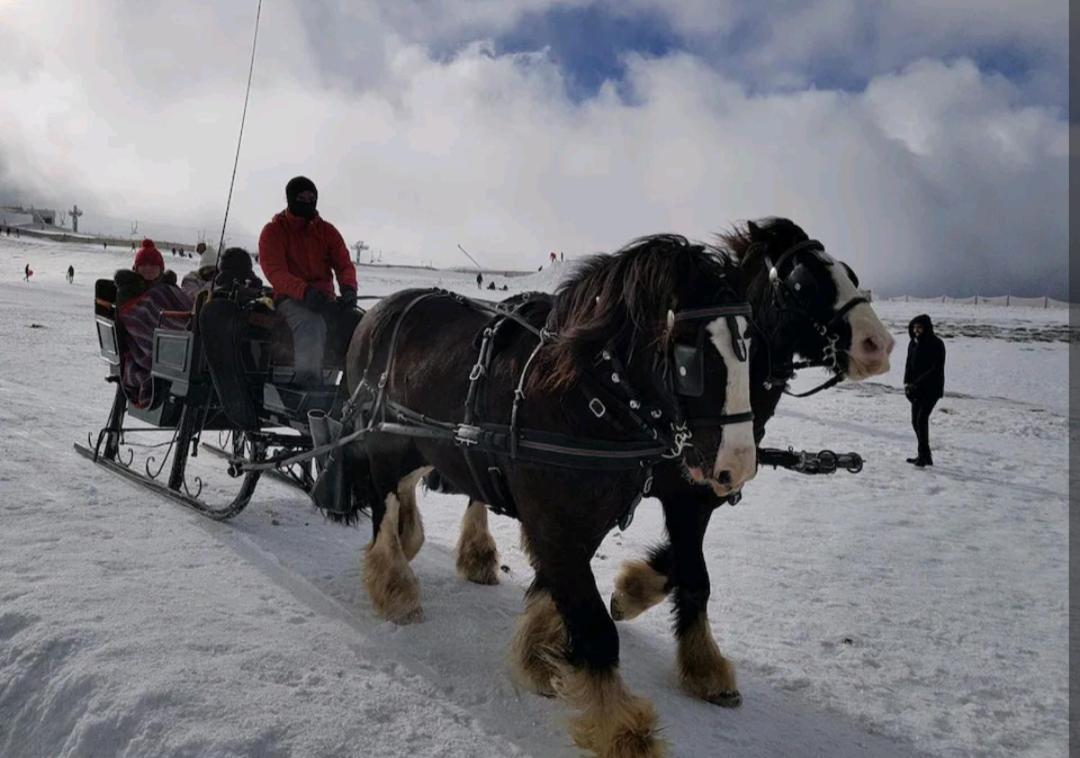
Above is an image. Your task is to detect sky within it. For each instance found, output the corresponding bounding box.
[0,0,1068,296]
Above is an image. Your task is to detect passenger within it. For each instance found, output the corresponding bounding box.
[258,176,358,387]
[199,247,264,430]
[114,239,193,407]
[181,242,219,295]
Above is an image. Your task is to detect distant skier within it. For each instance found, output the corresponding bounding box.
[476,272,483,289]
[23,263,32,281]
[904,314,946,467]
[66,264,75,284]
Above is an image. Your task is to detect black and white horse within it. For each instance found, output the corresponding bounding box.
[451,217,894,710]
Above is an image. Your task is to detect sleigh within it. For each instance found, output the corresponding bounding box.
[74,278,365,520]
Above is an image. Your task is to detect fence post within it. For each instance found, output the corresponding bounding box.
[1006,295,1010,306]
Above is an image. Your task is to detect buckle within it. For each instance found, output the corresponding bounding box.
[588,397,606,418]
[454,424,482,446]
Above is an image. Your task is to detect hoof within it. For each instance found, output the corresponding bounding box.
[388,606,425,625]
[705,689,742,708]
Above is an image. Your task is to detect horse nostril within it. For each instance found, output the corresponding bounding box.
[717,470,732,485]
[861,336,882,355]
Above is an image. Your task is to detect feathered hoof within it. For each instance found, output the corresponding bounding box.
[610,560,668,622]
[569,696,664,757]
[704,689,742,708]
[456,545,499,585]
[554,667,665,758]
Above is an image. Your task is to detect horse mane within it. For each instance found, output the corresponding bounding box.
[536,234,736,392]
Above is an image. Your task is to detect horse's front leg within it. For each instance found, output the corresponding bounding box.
[552,568,663,755]
[610,542,672,621]
[664,499,740,707]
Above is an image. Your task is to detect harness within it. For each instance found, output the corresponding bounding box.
[341,288,753,526]
[759,239,870,398]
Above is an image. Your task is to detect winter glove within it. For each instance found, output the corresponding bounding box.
[338,286,358,309]
[302,287,329,311]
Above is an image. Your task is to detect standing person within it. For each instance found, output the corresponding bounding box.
[23,263,32,281]
[476,272,483,289]
[904,314,946,467]
[67,264,75,283]
[258,176,358,387]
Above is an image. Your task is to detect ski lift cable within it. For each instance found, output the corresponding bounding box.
[217,0,263,257]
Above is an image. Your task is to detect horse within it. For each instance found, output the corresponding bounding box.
[344,234,758,757]
[450,217,894,709]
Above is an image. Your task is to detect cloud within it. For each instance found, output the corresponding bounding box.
[0,0,1067,297]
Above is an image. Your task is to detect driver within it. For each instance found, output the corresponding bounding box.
[258,176,358,386]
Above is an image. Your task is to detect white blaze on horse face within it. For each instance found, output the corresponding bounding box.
[823,253,894,380]
[705,315,757,492]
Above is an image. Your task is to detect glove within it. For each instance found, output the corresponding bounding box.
[338,286,358,309]
[302,287,329,311]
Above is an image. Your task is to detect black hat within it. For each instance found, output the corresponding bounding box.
[285,176,317,203]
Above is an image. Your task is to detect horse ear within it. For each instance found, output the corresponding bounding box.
[747,220,767,242]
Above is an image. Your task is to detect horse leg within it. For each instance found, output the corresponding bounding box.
[456,499,499,585]
[363,454,426,624]
[395,465,431,562]
[520,531,662,757]
[610,543,672,621]
[509,574,563,696]
[665,502,740,707]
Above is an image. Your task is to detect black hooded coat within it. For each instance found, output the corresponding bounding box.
[903,314,946,401]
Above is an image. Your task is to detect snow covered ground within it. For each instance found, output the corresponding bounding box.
[0,236,1069,757]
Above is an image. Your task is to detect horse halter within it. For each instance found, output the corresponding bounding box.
[762,239,870,397]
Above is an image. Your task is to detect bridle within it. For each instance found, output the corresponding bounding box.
[759,239,869,398]
[586,296,755,461]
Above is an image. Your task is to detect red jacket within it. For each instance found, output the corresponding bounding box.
[258,210,358,301]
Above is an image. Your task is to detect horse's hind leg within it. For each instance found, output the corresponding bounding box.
[363,454,426,624]
[395,466,431,562]
[664,501,739,707]
[456,499,499,585]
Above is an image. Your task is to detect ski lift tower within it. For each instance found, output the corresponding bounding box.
[353,240,370,264]
[70,204,83,233]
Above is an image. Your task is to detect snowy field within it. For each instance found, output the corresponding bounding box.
[0,235,1069,757]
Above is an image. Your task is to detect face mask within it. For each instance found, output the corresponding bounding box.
[288,199,317,219]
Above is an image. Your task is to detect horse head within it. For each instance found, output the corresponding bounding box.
[540,234,757,497]
[728,218,893,384]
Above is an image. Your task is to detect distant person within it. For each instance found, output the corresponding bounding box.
[66,264,74,283]
[181,242,219,295]
[560,251,564,262]
[103,241,108,250]
[904,314,946,467]
[14,228,19,238]
[23,263,32,281]
[476,272,483,289]
[258,175,358,387]
[549,251,556,264]
[131,241,136,251]
[113,239,192,407]
[487,281,496,290]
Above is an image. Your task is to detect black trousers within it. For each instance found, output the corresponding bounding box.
[909,397,938,462]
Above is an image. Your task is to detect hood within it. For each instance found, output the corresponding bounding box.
[908,313,935,339]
